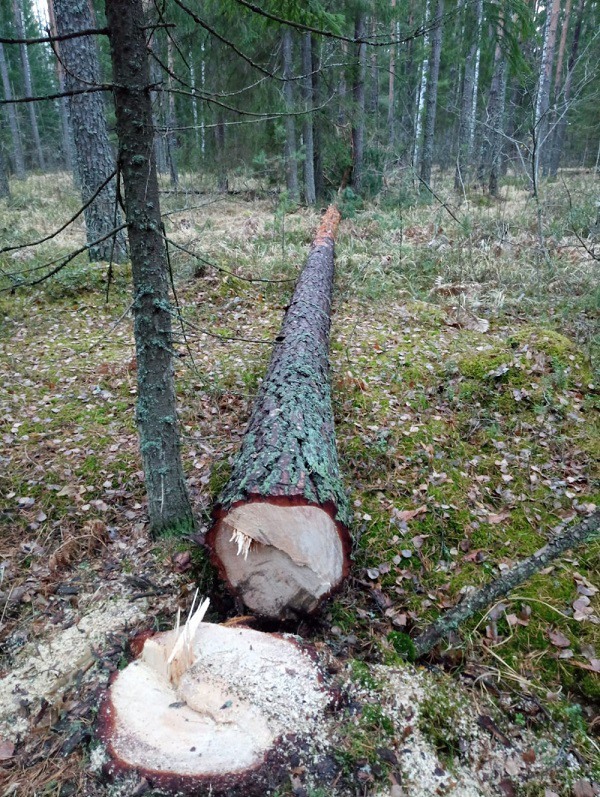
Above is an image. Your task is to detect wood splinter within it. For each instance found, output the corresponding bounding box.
[206,207,351,620]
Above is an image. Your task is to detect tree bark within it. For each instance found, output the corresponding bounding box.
[53,0,126,263]
[282,29,299,201]
[311,36,324,200]
[47,0,75,175]
[166,36,179,188]
[13,0,45,171]
[0,144,10,198]
[351,13,367,192]
[0,40,25,179]
[387,0,397,152]
[207,207,351,620]
[412,0,431,171]
[105,0,195,537]
[414,511,600,657]
[478,36,508,196]
[215,112,228,193]
[419,0,444,187]
[454,0,483,192]
[301,33,316,205]
[533,0,561,188]
[548,0,585,177]
[148,33,168,175]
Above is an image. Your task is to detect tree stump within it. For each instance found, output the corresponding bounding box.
[99,600,332,795]
[206,207,351,619]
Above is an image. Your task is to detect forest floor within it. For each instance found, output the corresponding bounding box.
[0,170,598,796]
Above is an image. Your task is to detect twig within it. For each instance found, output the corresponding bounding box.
[161,233,295,284]
[413,510,600,657]
[0,170,117,255]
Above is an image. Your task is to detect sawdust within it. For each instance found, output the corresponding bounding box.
[0,598,145,741]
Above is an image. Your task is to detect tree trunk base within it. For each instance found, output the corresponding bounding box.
[211,497,347,618]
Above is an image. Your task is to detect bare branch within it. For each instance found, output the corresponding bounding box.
[0,85,111,105]
[0,28,108,46]
[0,170,117,255]
[161,234,295,285]
[232,0,455,47]
[3,224,128,291]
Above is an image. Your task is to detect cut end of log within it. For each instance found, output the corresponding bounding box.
[99,600,330,795]
[210,500,347,619]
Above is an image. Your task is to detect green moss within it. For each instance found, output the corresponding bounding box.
[387,631,416,662]
[418,680,472,763]
[208,459,233,499]
[457,347,513,380]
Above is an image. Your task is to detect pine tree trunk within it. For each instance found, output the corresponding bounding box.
[215,112,228,193]
[351,13,367,192]
[148,35,168,175]
[105,0,195,537]
[282,29,299,201]
[0,144,10,198]
[301,33,316,205]
[419,0,444,187]
[368,16,379,115]
[454,0,483,192]
[13,0,45,171]
[53,0,127,263]
[166,37,179,188]
[387,0,397,152]
[47,0,75,175]
[548,0,584,177]
[533,0,561,189]
[311,36,325,200]
[207,207,351,620]
[479,38,508,196]
[0,41,25,179]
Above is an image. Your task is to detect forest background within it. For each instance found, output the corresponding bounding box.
[0,0,599,795]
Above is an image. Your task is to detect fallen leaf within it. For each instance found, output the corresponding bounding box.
[572,780,594,797]
[0,738,15,760]
[522,748,536,764]
[487,511,510,524]
[393,505,427,523]
[548,630,571,648]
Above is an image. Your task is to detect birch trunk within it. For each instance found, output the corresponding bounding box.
[412,0,431,171]
[105,0,195,537]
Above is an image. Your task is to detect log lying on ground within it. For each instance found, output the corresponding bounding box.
[206,206,351,619]
[99,597,331,796]
[413,510,600,658]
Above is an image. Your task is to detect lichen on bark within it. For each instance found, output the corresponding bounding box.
[216,208,351,528]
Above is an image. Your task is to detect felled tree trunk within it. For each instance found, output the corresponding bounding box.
[207,207,351,619]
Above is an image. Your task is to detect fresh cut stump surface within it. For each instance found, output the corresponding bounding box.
[207,206,351,619]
